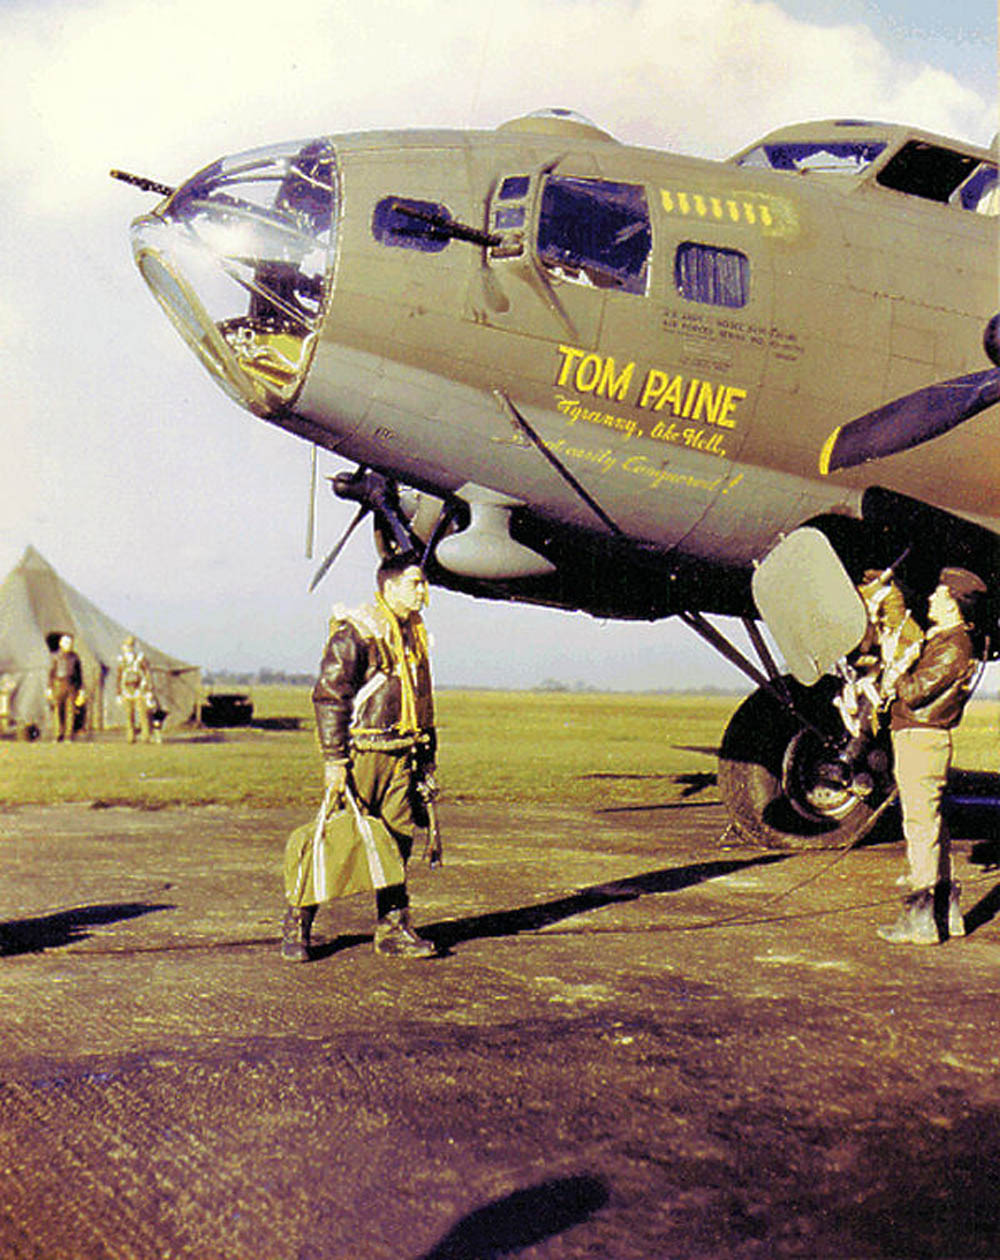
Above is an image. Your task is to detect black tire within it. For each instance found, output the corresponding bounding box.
[717,677,891,850]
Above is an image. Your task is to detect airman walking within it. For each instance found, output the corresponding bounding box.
[282,551,439,962]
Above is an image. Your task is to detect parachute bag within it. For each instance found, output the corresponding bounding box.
[284,784,405,907]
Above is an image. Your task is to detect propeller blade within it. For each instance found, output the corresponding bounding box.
[305,443,317,560]
[308,505,369,592]
[820,367,1000,474]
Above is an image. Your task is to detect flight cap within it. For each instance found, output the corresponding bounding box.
[938,567,987,620]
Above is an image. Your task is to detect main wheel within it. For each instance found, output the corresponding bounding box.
[717,677,892,850]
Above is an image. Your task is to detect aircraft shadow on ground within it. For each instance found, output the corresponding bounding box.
[944,768,1000,933]
[965,883,1000,934]
[674,744,722,758]
[0,902,173,956]
[584,769,719,815]
[415,1174,609,1260]
[946,768,1000,848]
[599,799,721,816]
[420,854,788,953]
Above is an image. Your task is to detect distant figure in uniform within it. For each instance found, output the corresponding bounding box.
[116,635,155,743]
[0,673,18,733]
[47,634,83,742]
[282,551,438,962]
[878,566,987,945]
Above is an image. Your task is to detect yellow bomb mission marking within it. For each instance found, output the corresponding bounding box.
[660,188,799,237]
[554,344,748,429]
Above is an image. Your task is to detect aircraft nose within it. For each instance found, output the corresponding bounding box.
[129,138,338,416]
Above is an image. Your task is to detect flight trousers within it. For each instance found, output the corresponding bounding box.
[350,747,416,917]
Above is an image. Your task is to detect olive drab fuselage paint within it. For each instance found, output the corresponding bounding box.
[129,113,998,623]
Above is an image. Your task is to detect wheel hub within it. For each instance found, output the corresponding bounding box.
[781,729,872,822]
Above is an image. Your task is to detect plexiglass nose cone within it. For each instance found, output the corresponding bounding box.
[130,139,338,416]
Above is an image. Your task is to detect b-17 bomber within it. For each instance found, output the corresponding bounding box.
[114,107,999,849]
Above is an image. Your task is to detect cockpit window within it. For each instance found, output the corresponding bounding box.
[538,177,651,295]
[499,176,530,201]
[956,162,998,215]
[735,134,996,214]
[876,141,979,203]
[735,141,885,175]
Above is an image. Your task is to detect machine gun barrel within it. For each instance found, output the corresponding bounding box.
[110,169,175,197]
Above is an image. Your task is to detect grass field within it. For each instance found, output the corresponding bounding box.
[0,687,996,812]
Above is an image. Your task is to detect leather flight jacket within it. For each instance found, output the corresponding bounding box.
[312,606,435,763]
[890,624,977,731]
[49,651,83,690]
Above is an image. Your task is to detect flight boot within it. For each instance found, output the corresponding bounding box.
[373,908,436,959]
[877,887,939,945]
[280,904,317,962]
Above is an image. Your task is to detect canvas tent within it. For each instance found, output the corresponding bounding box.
[0,546,200,736]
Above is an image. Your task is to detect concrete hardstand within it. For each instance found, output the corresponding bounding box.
[0,798,998,1259]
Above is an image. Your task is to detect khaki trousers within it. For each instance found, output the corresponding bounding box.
[892,726,952,890]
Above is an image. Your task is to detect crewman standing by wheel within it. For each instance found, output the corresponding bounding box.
[878,566,987,945]
[282,551,438,962]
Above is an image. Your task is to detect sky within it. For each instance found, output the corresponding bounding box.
[0,0,996,690]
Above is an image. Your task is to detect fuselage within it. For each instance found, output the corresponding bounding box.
[130,113,999,619]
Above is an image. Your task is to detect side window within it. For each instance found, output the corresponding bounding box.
[675,243,750,308]
[537,177,651,294]
[372,197,451,252]
[488,175,532,258]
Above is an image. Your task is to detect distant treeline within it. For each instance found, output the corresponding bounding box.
[201,669,997,700]
[203,669,749,694]
[531,679,748,695]
[204,669,314,687]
